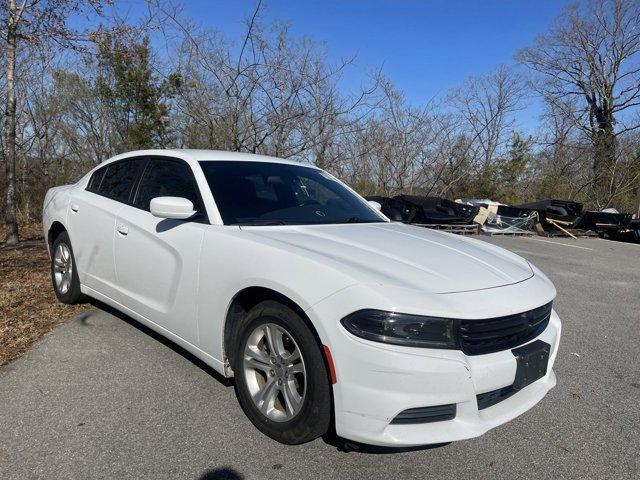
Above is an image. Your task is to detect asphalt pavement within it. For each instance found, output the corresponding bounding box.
[1,236,639,480]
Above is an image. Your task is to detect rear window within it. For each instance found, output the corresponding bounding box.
[86,169,105,191]
[90,159,145,203]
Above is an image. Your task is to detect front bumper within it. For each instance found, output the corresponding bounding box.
[307,280,561,447]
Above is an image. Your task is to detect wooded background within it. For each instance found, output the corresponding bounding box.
[2,0,639,245]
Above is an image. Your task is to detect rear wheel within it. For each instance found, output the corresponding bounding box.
[232,300,331,444]
[50,231,85,304]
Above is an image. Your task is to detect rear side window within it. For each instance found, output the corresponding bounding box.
[86,169,105,191]
[134,159,201,211]
[94,159,145,202]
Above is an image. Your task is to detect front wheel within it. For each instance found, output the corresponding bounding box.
[232,300,332,444]
[50,231,86,304]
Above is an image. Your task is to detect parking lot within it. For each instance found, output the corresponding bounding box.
[1,235,638,480]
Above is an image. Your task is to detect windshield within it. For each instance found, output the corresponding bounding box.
[199,161,385,226]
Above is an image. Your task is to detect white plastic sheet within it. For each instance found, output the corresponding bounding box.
[480,209,537,234]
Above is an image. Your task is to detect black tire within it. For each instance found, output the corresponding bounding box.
[50,231,86,304]
[232,300,332,444]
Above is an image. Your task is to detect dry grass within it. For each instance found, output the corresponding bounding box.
[0,220,88,367]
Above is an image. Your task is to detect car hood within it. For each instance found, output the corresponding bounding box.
[244,222,534,294]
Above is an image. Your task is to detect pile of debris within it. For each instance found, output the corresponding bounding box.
[516,200,634,239]
[366,194,639,242]
[459,199,538,235]
[366,195,478,224]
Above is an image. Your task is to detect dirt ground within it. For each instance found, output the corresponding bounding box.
[0,222,87,367]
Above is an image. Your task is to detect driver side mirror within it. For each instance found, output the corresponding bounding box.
[368,200,382,211]
[150,196,197,220]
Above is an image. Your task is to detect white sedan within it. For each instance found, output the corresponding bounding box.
[42,149,561,447]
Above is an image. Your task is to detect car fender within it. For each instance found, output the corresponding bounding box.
[197,227,356,366]
[42,185,74,253]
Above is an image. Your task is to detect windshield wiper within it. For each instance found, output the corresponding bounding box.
[236,220,288,226]
[237,218,379,226]
[338,217,384,224]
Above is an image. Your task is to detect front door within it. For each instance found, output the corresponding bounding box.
[113,157,208,344]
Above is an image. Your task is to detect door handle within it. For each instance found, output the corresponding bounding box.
[70,204,79,213]
[116,225,129,236]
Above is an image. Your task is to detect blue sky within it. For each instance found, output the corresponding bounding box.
[179,1,566,101]
[115,0,571,130]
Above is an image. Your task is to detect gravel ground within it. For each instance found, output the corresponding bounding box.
[0,236,638,480]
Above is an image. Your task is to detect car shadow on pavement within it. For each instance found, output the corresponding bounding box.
[198,468,244,480]
[86,299,234,387]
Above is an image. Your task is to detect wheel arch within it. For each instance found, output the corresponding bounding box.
[222,286,329,377]
[222,285,337,436]
[47,221,67,249]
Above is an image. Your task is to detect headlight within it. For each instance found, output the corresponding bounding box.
[340,309,457,349]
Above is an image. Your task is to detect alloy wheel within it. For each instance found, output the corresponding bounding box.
[242,323,307,422]
[53,243,73,295]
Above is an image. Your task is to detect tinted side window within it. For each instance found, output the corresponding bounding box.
[134,159,201,211]
[96,160,145,202]
[86,168,105,192]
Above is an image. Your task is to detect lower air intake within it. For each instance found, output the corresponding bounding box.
[390,404,457,424]
[476,385,518,410]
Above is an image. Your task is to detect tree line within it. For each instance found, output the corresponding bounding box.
[2,0,639,244]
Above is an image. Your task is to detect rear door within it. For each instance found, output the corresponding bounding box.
[68,158,146,301]
[113,157,208,343]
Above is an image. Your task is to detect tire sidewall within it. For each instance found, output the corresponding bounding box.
[51,232,83,304]
[232,300,331,444]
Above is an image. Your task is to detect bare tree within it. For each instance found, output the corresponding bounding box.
[518,0,640,206]
[2,0,638,225]
[152,0,377,168]
[1,0,107,244]
[345,77,468,198]
[449,66,524,169]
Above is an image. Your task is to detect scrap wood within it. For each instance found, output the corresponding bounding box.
[547,218,578,239]
[548,218,574,226]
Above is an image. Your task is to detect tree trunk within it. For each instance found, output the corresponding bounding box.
[591,103,616,208]
[592,126,616,208]
[3,0,19,245]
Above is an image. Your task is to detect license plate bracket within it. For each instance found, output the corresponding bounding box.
[512,340,550,391]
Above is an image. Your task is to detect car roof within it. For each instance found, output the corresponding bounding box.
[102,149,316,168]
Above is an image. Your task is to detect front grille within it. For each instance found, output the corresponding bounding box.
[390,404,457,424]
[457,302,552,355]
